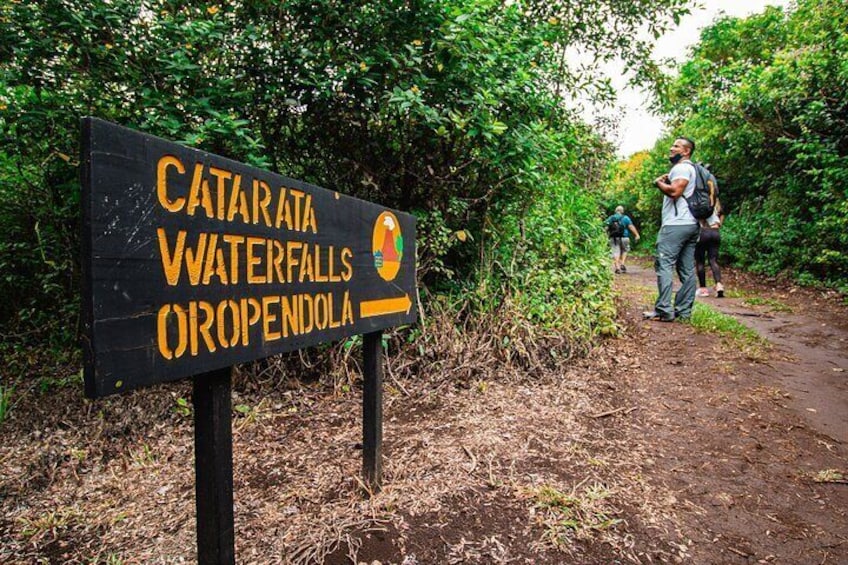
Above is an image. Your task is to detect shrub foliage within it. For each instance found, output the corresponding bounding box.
[0,1,684,395]
[615,0,847,292]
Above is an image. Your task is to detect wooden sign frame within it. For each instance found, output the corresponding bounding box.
[80,118,416,563]
[81,117,416,399]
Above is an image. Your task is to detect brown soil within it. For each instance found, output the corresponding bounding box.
[2,259,848,564]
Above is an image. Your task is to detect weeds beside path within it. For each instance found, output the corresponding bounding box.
[2,261,848,563]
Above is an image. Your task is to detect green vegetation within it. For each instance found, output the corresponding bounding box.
[689,302,769,359]
[0,381,10,423]
[19,507,83,539]
[742,297,792,313]
[812,469,846,483]
[0,1,687,414]
[174,396,191,417]
[532,483,622,546]
[611,0,848,293]
[129,442,157,468]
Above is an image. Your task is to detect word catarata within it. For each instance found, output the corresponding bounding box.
[155,155,355,359]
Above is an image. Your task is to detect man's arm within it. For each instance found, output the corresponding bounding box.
[653,174,688,199]
[629,223,641,240]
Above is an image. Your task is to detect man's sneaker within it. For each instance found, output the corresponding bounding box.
[614,267,621,274]
[696,287,710,297]
[620,265,627,273]
[715,283,725,298]
[643,310,674,322]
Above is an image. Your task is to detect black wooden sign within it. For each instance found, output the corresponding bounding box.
[81,118,416,398]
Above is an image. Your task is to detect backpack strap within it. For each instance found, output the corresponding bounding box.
[671,160,698,216]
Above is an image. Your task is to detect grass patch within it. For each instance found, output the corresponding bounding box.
[19,507,84,539]
[742,296,793,313]
[689,302,769,359]
[811,469,847,484]
[531,483,622,547]
[0,382,10,423]
[723,288,748,299]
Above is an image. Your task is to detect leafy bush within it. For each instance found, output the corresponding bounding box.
[633,0,848,292]
[0,0,685,410]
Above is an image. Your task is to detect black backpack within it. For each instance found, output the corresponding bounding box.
[684,161,719,220]
[607,216,624,238]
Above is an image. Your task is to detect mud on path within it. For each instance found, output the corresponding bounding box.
[1,261,848,564]
[609,258,848,563]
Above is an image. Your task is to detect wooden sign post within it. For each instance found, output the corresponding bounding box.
[193,367,235,564]
[80,118,416,563]
[362,331,384,491]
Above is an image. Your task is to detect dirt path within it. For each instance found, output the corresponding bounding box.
[2,261,848,564]
[625,259,848,444]
[610,258,848,564]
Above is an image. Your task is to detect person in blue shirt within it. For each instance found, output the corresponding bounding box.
[604,205,641,274]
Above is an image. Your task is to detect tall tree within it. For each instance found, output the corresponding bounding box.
[651,0,847,288]
[0,0,686,344]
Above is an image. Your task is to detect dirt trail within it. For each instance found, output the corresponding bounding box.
[625,259,848,444]
[611,258,848,564]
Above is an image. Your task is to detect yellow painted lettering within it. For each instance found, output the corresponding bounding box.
[314,293,328,330]
[216,300,240,348]
[189,301,199,356]
[253,180,273,227]
[313,244,328,283]
[157,228,186,286]
[209,166,232,220]
[303,194,317,233]
[246,237,264,284]
[290,189,304,231]
[185,233,209,286]
[197,301,216,353]
[328,245,341,282]
[286,241,302,283]
[157,304,188,360]
[212,247,229,285]
[226,174,249,223]
[222,234,244,285]
[274,187,291,229]
[240,298,261,346]
[328,292,341,329]
[262,296,281,341]
[271,240,286,283]
[156,155,186,212]
[299,244,314,282]
[201,233,220,285]
[281,294,298,337]
[301,293,314,334]
[341,247,353,282]
[342,290,353,325]
[186,163,214,218]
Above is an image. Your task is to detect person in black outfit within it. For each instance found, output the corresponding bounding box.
[695,198,724,297]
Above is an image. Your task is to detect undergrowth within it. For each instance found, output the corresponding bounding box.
[689,302,769,360]
[235,285,613,398]
[532,483,622,548]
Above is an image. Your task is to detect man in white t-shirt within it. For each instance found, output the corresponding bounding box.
[643,137,701,322]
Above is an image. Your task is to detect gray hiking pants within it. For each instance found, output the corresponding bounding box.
[654,223,700,319]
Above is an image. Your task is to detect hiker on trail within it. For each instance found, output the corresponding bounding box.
[696,194,725,298]
[604,205,641,274]
[643,137,700,322]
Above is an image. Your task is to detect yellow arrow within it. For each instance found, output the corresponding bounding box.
[359,294,412,318]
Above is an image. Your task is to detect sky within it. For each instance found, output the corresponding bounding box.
[609,0,793,158]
